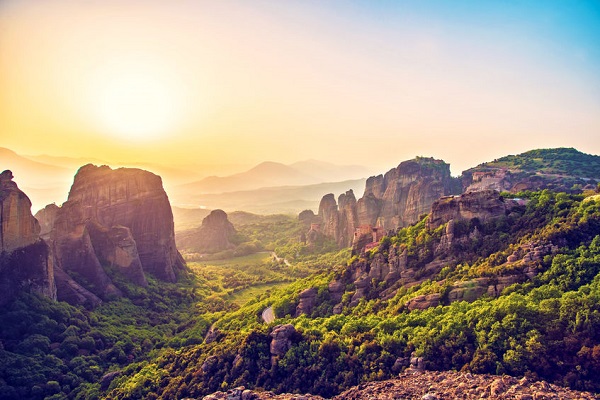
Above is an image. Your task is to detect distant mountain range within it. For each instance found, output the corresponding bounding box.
[0,147,371,214]
[173,160,370,194]
[171,178,366,219]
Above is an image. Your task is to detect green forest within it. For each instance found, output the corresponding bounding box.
[2,188,600,399]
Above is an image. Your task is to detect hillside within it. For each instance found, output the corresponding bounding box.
[463,148,600,193]
[98,189,600,399]
[483,148,600,176]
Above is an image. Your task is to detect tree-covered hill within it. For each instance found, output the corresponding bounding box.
[462,148,600,193]
[484,148,600,177]
[95,189,600,399]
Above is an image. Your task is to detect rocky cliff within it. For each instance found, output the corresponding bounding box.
[45,164,184,305]
[0,170,56,305]
[319,190,540,313]
[311,158,461,247]
[462,148,600,193]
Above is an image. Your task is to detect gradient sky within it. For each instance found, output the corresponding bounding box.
[1,0,599,175]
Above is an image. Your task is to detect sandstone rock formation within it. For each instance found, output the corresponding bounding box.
[1,170,41,252]
[311,158,461,248]
[0,170,56,305]
[64,164,184,281]
[176,209,237,254]
[35,203,60,240]
[326,190,543,314]
[43,164,184,305]
[270,324,297,360]
[426,190,509,230]
[295,287,317,316]
[53,266,101,308]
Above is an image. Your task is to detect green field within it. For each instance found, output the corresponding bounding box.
[187,252,294,307]
[190,251,273,268]
[227,281,290,306]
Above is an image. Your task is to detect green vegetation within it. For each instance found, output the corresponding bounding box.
[485,148,600,177]
[4,186,600,399]
[105,190,600,399]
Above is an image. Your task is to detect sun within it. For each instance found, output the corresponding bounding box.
[91,63,182,141]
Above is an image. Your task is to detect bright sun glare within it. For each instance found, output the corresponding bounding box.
[91,63,182,141]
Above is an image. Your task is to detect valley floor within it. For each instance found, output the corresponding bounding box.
[202,370,598,400]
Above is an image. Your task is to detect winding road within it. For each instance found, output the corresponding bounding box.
[262,306,275,324]
[271,252,291,267]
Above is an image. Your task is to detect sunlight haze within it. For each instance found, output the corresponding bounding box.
[1,0,599,175]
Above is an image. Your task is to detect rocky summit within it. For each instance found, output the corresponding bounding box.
[310,158,461,248]
[42,164,185,306]
[176,209,237,254]
[0,170,56,305]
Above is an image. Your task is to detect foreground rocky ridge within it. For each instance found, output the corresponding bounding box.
[202,371,597,399]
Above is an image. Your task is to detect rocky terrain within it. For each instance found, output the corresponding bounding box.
[35,164,185,306]
[307,149,600,250]
[462,148,600,194]
[306,190,540,312]
[0,170,56,305]
[310,158,461,248]
[201,370,597,399]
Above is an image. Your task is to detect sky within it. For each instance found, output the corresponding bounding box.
[1,0,599,176]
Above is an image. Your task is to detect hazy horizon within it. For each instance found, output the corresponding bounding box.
[1,0,599,177]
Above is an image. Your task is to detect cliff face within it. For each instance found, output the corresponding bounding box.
[0,170,56,305]
[1,170,40,252]
[319,190,543,314]
[313,158,460,247]
[65,164,184,281]
[46,164,184,305]
[461,148,600,194]
[426,190,509,230]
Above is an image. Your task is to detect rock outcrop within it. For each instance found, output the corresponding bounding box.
[176,209,237,254]
[35,203,60,240]
[269,324,298,365]
[1,170,41,252]
[0,170,56,305]
[426,190,510,231]
[310,158,461,248]
[63,164,184,281]
[295,287,317,316]
[326,190,543,313]
[45,164,184,305]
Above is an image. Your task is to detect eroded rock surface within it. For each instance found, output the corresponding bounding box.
[0,170,56,305]
[310,158,461,248]
[177,209,237,254]
[47,164,184,305]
